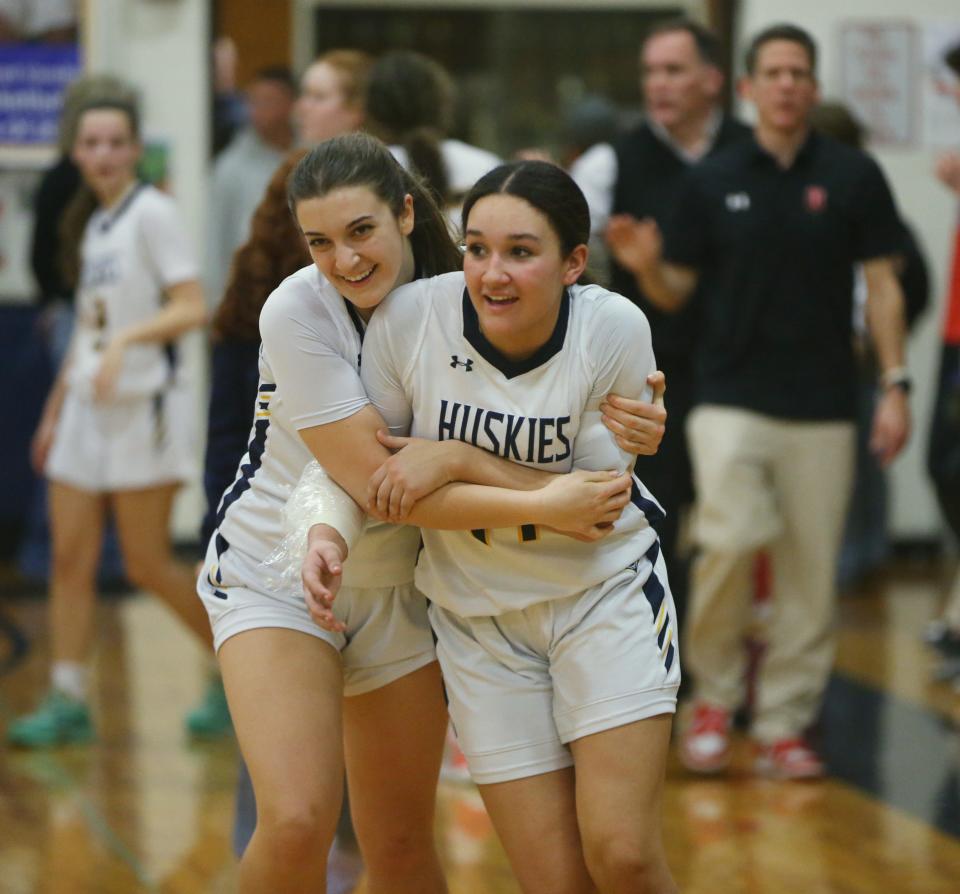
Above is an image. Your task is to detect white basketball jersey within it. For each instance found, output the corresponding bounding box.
[389,138,501,200]
[70,183,198,399]
[213,264,420,589]
[362,271,664,616]
[389,138,501,232]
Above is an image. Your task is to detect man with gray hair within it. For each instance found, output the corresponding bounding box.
[651,24,910,778]
[571,18,748,631]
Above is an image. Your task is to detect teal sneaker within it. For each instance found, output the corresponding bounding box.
[184,675,232,739]
[6,690,94,748]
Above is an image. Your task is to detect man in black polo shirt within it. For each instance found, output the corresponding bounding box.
[650,23,911,779]
[571,18,749,627]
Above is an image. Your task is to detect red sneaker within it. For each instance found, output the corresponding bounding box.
[754,737,824,780]
[440,725,472,784]
[680,702,731,773]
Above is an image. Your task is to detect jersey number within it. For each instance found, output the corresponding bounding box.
[471,524,539,546]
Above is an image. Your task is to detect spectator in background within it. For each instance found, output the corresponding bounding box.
[32,75,138,370]
[205,50,373,337]
[20,74,139,589]
[538,94,623,284]
[513,95,620,177]
[7,97,208,749]
[0,0,76,42]
[296,48,371,145]
[206,66,296,309]
[365,50,501,223]
[810,102,929,588]
[645,24,910,779]
[571,18,749,632]
[210,36,247,157]
[558,94,621,170]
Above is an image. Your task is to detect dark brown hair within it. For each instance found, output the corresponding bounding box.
[745,23,817,76]
[59,98,140,289]
[250,65,296,95]
[288,132,462,279]
[643,18,723,69]
[810,101,864,149]
[462,161,590,257]
[57,74,139,154]
[365,51,454,207]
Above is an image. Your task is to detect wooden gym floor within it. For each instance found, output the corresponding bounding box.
[2,560,959,893]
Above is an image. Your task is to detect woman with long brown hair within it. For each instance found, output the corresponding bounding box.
[7,97,208,748]
[189,51,376,741]
[197,53,375,881]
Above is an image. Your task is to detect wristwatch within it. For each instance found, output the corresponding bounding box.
[880,366,912,395]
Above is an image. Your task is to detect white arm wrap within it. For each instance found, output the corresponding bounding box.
[261,461,365,589]
[286,460,365,551]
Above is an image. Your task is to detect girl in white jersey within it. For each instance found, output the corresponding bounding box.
[199,133,663,893]
[7,99,208,748]
[298,160,680,894]
[365,50,501,216]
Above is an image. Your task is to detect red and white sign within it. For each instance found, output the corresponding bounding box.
[839,21,917,147]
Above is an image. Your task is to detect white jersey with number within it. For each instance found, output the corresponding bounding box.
[212,264,420,589]
[69,183,198,399]
[361,270,664,617]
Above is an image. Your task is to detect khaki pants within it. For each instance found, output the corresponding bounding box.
[685,405,855,743]
[943,572,960,630]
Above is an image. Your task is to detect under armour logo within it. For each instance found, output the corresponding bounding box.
[451,355,474,371]
[725,192,750,211]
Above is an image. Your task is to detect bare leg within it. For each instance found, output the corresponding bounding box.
[343,661,448,894]
[478,767,597,894]
[48,482,107,664]
[110,484,212,647]
[570,715,677,894]
[220,629,345,894]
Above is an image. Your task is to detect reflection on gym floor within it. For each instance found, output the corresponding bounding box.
[2,562,959,893]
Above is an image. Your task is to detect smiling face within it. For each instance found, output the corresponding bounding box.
[296,61,363,144]
[295,185,416,317]
[71,108,140,204]
[743,39,819,136]
[462,193,587,361]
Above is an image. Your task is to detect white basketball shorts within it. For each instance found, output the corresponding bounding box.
[197,532,436,697]
[430,539,680,784]
[46,383,197,492]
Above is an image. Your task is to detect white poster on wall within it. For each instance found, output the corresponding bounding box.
[839,21,918,147]
[923,22,960,147]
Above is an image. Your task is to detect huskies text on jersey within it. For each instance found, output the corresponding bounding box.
[438,399,571,463]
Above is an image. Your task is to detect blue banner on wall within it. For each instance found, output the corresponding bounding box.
[0,43,82,146]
